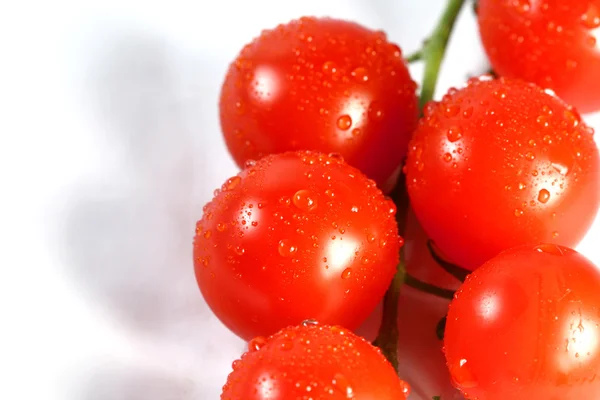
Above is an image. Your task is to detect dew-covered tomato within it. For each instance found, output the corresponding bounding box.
[444,244,600,400]
[219,17,419,190]
[478,0,600,113]
[221,323,410,400]
[405,77,599,270]
[193,151,401,341]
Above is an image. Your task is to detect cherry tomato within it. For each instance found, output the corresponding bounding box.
[194,151,401,341]
[221,323,410,400]
[219,17,419,190]
[405,77,599,270]
[444,244,600,400]
[477,0,600,113]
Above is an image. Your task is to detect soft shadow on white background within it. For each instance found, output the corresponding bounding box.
[0,1,598,399]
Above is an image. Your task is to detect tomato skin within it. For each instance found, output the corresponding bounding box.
[405,77,600,271]
[221,323,410,400]
[444,244,600,400]
[219,17,419,190]
[478,0,600,113]
[194,151,400,341]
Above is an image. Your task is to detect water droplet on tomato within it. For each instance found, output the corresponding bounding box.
[302,319,319,326]
[337,115,352,130]
[332,373,354,398]
[450,358,478,389]
[525,152,535,161]
[216,222,227,232]
[351,128,361,137]
[514,208,524,217]
[399,380,411,397]
[322,60,338,75]
[234,246,245,256]
[223,176,242,191]
[244,159,256,168]
[552,231,559,238]
[280,339,294,351]
[443,153,453,162]
[447,126,463,142]
[351,67,369,83]
[513,0,530,13]
[534,243,565,255]
[361,256,371,265]
[462,106,474,119]
[536,115,550,127]
[341,268,352,279]
[543,135,553,145]
[248,336,267,352]
[351,206,359,213]
[581,4,600,29]
[204,230,212,239]
[293,189,318,212]
[368,101,385,121]
[538,189,551,203]
[278,239,298,257]
[551,162,570,176]
[444,104,460,117]
[279,196,291,206]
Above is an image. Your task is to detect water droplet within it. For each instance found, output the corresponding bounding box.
[279,196,291,206]
[341,268,352,279]
[361,256,371,264]
[337,115,352,130]
[302,319,319,326]
[581,4,600,29]
[351,67,369,83]
[444,104,460,118]
[332,373,354,398]
[322,61,338,75]
[443,153,453,162]
[525,152,535,161]
[551,162,570,176]
[543,135,553,145]
[538,189,551,204]
[351,128,361,137]
[462,106,474,119]
[447,126,463,142]
[325,189,335,198]
[450,358,478,389]
[528,139,537,147]
[563,109,580,127]
[293,189,318,212]
[368,101,385,121]
[204,230,212,239]
[552,231,559,238]
[534,243,565,255]
[216,222,227,232]
[244,159,256,168]
[223,176,242,191]
[234,246,245,256]
[399,380,411,397]
[248,336,267,352]
[278,239,298,257]
[351,206,359,213]
[537,115,550,127]
[514,0,530,13]
[280,339,294,351]
[514,208,524,217]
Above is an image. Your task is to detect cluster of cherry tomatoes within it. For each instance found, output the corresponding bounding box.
[193,1,600,398]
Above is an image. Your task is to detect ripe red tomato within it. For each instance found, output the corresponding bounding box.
[405,77,600,271]
[444,244,600,399]
[477,0,600,113]
[219,17,419,191]
[194,151,401,341]
[221,323,411,400]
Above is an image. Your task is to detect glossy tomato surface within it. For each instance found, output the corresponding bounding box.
[221,323,410,400]
[219,17,419,190]
[194,151,401,341]
[478,0,600,113]
[444,244,600,400]
[405,77,600,270]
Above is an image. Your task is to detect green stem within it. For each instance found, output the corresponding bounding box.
[373,0,467,373]
[405,50,423,63]
[419,0,466,110]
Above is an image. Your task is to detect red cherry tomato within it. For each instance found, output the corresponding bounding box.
[219,17,419,190]
[478,0,600,113]
[444,244,600,399]
[194,151,401,341]
[405,77,600,270]
[221,323,410,400]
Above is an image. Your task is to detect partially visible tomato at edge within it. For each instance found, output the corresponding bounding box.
[405,76,600,271]
[221,323,411,400]
[478,0,600,113]
[219,16,419,191]
[194,151,401,341]
[444,244,600,399]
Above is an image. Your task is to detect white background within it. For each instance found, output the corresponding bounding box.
[1,0,599,399]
